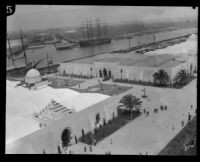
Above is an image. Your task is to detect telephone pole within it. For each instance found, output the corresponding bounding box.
[7,37,15,66]
[20,29,28,65]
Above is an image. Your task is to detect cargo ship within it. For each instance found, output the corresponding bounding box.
[79,18,112,47]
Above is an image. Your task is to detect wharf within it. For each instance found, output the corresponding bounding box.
[111,34,192,54]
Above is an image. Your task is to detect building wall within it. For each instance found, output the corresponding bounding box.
[6,95,121,154]
[59,63,95,77]
[59,56,196,83]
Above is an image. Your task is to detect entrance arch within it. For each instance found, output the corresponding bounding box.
[61,127,72,148]
[103,68,107,78]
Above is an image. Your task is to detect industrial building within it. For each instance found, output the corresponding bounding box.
[59,53,197,85]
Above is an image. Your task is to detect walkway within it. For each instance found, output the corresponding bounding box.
[67,79,197,155]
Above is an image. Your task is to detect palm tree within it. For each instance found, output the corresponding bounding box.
[153,69,169,86]
[119,94,142,119]
[174,69,188,86]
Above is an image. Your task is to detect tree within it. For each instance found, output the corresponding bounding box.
[57,145,62,154]
[75,135,78,144]
[153,69,169,86]
[119,94,142,119]
[43,149,46,154]
[82,129,85,138]
[174,69,188,86]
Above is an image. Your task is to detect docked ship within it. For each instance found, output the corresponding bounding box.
[79,18,112,47]
[54,42,75,50]
[7,30,43,77]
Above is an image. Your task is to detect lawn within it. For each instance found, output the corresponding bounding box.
[158,116,196,155]
[49,78,84,89]
[79,109,141,145]
[71,84,132,96]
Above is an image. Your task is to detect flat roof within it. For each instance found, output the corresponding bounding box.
[66,53,184,69]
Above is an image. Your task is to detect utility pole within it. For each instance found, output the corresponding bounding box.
[7,37,15,66]
[104,24,107,38]
[81,24,85,40]
[86,20,90,40]
[20,29,28,65]
[46,53,50,73]
[89,19,94,57]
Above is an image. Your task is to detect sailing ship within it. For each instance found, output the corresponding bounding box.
[79,18,112,47]
[7,30,43,75]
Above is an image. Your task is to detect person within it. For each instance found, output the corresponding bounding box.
[172,124,175,130]
[188,113,191,122]
[191,105,193,109]
[94,139,96,146]
[181,121,184,126]
[84,146,87,152]
[79,84,80,88]
[110,139,113,144]
[143,109,146,114]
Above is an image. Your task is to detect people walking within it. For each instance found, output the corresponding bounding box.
[181,121,184,127]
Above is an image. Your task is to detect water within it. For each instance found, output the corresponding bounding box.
[7,28,197,68]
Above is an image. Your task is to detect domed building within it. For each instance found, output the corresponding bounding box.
[25,68,42,84]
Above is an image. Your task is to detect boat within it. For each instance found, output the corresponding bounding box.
[27,45,45,50]
[79,18,112,47]
[54,42,75,50]
[7,30,43,76]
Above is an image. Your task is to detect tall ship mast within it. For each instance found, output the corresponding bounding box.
[79,18,112,47]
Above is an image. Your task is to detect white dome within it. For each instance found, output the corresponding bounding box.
[25,68,42,84]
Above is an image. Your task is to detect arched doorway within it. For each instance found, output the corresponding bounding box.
[103,68,107,78]
[61,128,72,148]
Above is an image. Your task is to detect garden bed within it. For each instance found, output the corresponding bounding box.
[158,116,196,155]
[114,76,196,89]
[79,110,141,145]
[71,84,132,96]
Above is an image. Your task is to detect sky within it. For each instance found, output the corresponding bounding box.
[7,5,198,31]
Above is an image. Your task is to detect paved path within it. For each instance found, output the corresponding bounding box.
[67,79,197,155]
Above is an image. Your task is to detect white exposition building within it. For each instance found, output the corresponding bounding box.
[6,68,116,154]
[59,53,196,85]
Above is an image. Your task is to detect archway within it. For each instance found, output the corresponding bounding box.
[61,128,72,148]
[103,68,107,78]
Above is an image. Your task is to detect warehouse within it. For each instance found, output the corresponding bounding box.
[58,53,196,85]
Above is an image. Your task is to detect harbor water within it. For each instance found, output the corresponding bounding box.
[7,28,197,69]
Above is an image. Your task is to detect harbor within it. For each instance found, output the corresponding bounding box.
[7,27,197,78]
